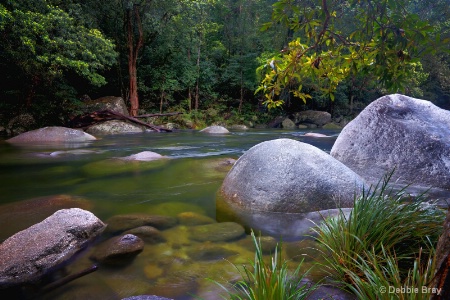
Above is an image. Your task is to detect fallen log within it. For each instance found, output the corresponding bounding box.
[135,112,183,118]
[69,109,172,132]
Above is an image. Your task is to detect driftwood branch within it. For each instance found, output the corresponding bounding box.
[69,109,172,132]
[39,265,98,296]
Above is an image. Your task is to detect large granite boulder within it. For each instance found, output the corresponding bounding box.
[219,138,365,214]
[86,120,145,135]
[282,118,296,129]
[0,208,106,288]
[331,94,450,190]
[294,110,332,127]
[6,113,36,136]
[6,126,96,143]
[83,96,129,116]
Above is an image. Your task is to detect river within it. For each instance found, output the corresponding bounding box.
[0,128,340,299]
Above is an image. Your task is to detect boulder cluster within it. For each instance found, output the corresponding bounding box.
[219,94,450,232]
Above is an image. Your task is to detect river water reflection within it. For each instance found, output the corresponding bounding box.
[0,129,340,299]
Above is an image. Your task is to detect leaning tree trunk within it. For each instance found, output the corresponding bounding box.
[432,209,450,300]
[127,5,143,117]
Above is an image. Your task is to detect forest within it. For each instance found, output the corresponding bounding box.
[0,0,449,129]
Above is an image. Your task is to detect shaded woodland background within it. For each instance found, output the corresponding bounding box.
[0,0,449,128]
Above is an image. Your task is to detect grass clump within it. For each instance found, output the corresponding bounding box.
[313,173,445,299]
[213,231,317,300]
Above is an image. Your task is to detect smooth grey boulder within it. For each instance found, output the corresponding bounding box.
[219,138,364,213]
[331,94,450,190]
[229,124,249,130]
[282,118,296,129]
[6,126,96,143]
[83,96,129,116]
[0,208,106,288]
[6,113,36,136]
[86,120,145,135]
[120,151,166,161]
[294,110,332,127]
[199,125,229,134]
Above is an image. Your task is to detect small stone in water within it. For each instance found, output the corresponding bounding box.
[177,212,216,226]
[124,226,165,244]
[91,234,144,265]
[144,263,164,280]
[189,222,245,242]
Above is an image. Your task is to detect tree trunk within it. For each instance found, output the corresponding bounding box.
[127,5,143,117]
[26,75,40,108]
[195,42,201,111]
[239,68,243,113]
[432,209,450,300]
[187,48,192,112]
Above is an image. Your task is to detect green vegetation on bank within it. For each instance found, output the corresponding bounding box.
[313,174,445,299]
[0,0,449,127]
[208,173,446,299]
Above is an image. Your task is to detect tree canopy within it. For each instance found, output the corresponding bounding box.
[0,0,448,126]
[0,1,117,107]
[256,0,448,109]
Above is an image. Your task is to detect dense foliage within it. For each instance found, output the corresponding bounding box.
[0,0,448,127]
[313,174,445,299]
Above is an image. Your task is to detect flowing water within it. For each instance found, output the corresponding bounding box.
[0,129,340,299]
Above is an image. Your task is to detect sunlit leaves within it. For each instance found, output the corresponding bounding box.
[257,0,439,108]
[1,1,117,87]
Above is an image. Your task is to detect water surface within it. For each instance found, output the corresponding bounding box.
[0,129,339,299]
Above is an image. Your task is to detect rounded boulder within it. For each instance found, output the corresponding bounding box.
[199,126,229,134]
[6,126,96,143]
[219,138,364,213]
[331,94,450,190]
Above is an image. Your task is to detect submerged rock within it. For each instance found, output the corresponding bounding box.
[105,214,177,233]
[237,235,278,255]
[189,222,245,242]
[199,126,229,134]
[177,212,216,226]
[294,110,332,127]
[91,234,144,265]
[82,158,168,177]
[186,244,238,261]
[6,126,96,143]
[220,138,365,214]
[331,94,450,191]
[124,226,166,244]
[147,272,198,299]
[0,208,106,288]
